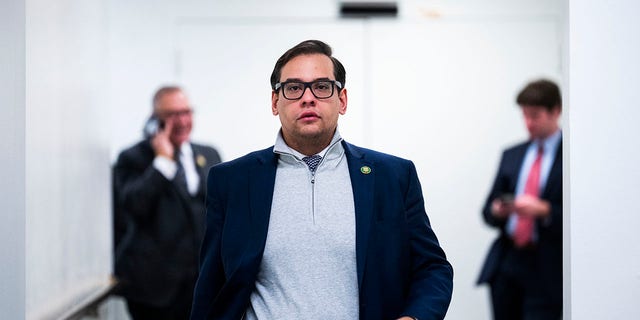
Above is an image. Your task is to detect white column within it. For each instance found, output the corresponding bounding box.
[568,1,640,318]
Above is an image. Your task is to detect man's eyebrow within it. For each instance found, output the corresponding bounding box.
[281,77,332,82]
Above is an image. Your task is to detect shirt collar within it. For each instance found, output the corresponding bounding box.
[178,141,193,157]
[273,129,343,160]
[535,129,562,152]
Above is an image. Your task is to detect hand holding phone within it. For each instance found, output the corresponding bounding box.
[143,116,165,139]
[491,194,515,218]
[499,194,514,206]
[147,116,175,159]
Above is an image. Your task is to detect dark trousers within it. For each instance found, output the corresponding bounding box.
[127,299,192,320]
[126,282,194,320]
[489,249,562,320]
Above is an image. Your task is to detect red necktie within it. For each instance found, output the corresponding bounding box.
[513,144,544,247]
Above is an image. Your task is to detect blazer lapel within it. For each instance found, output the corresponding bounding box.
[542,141,562,197]
[191,145,209,197]
[342,141,375,288]
[246,148,278,264]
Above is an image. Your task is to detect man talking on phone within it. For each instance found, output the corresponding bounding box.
[113,86,221,320]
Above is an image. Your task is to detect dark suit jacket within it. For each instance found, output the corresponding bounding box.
[191,141,453,320]
[113,139,221,307]
[477,140,562,303]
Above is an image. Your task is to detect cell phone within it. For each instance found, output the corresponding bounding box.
[498,193,514,205]
[143,115,165,139]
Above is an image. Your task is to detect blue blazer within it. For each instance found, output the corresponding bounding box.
[191,141,453,320]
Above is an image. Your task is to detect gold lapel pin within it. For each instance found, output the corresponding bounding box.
[196,155,207,167]
[360,166,372,174]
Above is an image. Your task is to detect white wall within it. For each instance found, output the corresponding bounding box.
[24,0,112,319]
[1,0,26,318]
[568,1,640,318]
[107,1,563,319]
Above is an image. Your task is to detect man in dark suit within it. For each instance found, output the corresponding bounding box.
[113,86,221,320]
[478,79,563,320]
[190,40,453,320]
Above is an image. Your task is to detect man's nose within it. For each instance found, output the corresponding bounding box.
[525,117,534,127]
[300,87,316,104]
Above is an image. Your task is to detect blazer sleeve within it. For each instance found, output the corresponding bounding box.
[481,150,514,231]
[191,165,227,320]
[538,197,562,242]
[113,145,173,221]
[401,161,454,320]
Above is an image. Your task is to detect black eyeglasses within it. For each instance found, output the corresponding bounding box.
[274,80,343,100]
[159,108,193,119]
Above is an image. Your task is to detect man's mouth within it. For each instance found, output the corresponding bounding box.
[299,112,319,120]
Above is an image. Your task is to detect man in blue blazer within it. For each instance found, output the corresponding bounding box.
[477,79,563,320]
[191,40,453,320]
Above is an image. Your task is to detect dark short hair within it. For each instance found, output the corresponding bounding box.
[516,79,562,111]
[152,86,182,111]
[270,40,346,90]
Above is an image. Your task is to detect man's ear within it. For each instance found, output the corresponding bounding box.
[271,91,279,115]
[338,88,348,115]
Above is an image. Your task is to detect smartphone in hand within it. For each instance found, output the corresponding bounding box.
[143,116,165,139]
[499,193,514,205]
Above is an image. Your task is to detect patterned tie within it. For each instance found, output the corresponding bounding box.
[174,150,188,192]
[513,144,544,247]
[302,155,322,173]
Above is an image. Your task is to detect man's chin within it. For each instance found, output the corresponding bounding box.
[298,128,324,138]
[171,135,190,146]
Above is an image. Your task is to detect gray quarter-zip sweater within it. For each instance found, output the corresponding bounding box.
[245,130,359,320]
